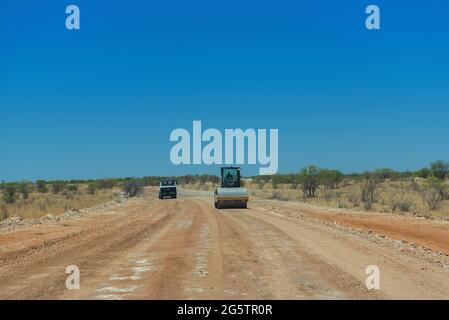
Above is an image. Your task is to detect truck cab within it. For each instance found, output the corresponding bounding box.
[159,180,177,199]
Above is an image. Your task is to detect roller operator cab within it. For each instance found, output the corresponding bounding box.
[159,180,177,199]
[214,167,249,209]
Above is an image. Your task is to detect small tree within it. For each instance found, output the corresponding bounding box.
[319,169,344,189]
[430,160,449,180]
[122,180,144,197]
[298,166,321,198]
[421,178,444,210]
[421,177,447,210]
[360,173,379,203]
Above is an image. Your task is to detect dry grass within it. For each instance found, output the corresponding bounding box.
[0,184,118,220]
[246,179,449,219]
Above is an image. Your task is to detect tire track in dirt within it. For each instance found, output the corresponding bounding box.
[0,197,179,299]
[227,207,379,299]
[61,197,220,300]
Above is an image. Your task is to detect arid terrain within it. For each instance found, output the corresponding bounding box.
[0,188,448,300]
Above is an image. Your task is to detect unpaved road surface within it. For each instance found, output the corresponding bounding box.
[1,188,449,300]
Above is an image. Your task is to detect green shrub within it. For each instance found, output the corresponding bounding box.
[36,180,48,193]
[122,180,144,197]
[3,184,16,203]
[298,166,321,198]
[51,181,65,194]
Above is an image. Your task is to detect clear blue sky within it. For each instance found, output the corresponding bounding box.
[2,1,448,181]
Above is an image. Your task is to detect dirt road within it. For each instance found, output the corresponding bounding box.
[0,189,448,300]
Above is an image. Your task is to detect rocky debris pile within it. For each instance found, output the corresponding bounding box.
[0,215,25,229]
[0,192,129,233]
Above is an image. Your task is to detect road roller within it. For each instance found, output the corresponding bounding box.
[214,167,249,209]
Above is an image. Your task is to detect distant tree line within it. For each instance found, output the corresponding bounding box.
[0,174,223,203]
[1,160,448,205]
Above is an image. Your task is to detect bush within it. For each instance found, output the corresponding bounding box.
[67,184,78,192]
[122,180,144,197]
[420,178,444,210]
[18,182,29,199]
[348,191,361,207]
[51,181,65,194]
[36,180,48,193]
[97,179,116,189]
[421,188,442,210]
[271,190,289,201]
[87,182,98,195]
[414,167,430,179]
[391,199,412,212]
[3,184,16,203]
[374,168,400,181]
